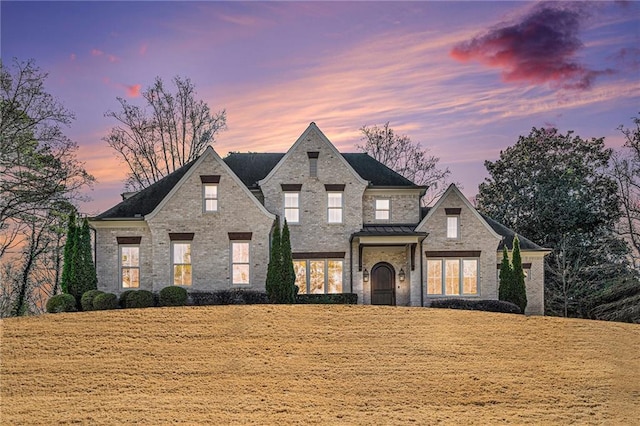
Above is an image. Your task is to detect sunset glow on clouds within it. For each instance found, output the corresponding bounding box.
[1,1,638,214]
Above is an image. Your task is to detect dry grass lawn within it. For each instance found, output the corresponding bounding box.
[1,305,639,424]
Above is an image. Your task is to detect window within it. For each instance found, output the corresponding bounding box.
[203,184,218,212]
[427,258,478,295]
[172,242,192,286]
[293,259,343,294]
[375,199,390,220]
[328,193,343,223]
[231,242,250,285]
[308,151,319,177]
[120,246,140,288]
[284,192,300,223]
[447,216,459,238]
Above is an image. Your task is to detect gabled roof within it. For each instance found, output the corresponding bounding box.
[258,122,369,187]
[223,152,418,188]
[94,147,276,221]
[95,159,198,219]
[419,206,547,251]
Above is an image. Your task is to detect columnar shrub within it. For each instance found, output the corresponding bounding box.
[46,294,77,313]
[80,290,104,311]
[125,290,155,309]
[159,286,188,307]
[93,293,119,310]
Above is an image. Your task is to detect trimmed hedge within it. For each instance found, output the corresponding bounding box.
[125,290,156,309]
[190,290,269,306]
[46,294,77,313]
[159,286,188,307]
[119,290,136,308]
[93,293,119,310]
[295,293,358,304]
[430,298,522,314]
[80,290,104,311]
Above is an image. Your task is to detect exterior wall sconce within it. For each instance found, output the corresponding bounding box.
[363,268,369,282]
[399,268,406,282]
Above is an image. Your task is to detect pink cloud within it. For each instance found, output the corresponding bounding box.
[139,43,148,56]
[450,3,615,90]
[91,48,104,56]
[70,53,76,61]
[108,54,120,63]
[126,84,141,98]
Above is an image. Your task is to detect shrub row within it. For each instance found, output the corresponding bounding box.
[189,290,269,306]
[46,294,77,313]
[430,298,522,314]
[295,293,358,304]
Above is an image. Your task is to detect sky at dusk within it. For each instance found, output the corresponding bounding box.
[2,1,639,215]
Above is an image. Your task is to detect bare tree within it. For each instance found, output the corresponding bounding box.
[104,76,226,191]
[0,59,93,316]
[359,122,451,205]
[611,114,640,269]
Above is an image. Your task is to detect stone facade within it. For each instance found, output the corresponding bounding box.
[90,123,547,315]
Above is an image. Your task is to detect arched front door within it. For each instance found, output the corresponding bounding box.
[371,262,395,305]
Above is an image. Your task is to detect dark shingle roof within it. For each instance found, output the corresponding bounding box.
[223,152,421,188]
[420,207,546,251]
[353,224,426,237]
[341,153,419,187]
[95,159,198,219]
[223,153,285,188]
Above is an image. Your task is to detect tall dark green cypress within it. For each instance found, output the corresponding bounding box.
[498,245,512,302]
[280,219,296,303]
[511,235,528,313]
[265,221,282,303]
[76,218,98,306]
[60,212,77,295]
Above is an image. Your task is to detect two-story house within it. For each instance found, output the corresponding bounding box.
[90,123,548,314]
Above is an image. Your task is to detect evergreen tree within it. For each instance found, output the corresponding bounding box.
[498,246,512,302]
[265,221,282,303]
[75,218,98,305]
[60,212,77,294]
[280,219,297,303]
[511,235,528,313]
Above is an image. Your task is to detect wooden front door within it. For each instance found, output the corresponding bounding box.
[371,262,395,305]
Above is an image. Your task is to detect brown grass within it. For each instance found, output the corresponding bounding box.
[1,305,639,425]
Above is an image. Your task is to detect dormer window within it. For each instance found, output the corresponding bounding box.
[201,175,220,212]
[307,151,319,177]
[445,208,461,239]
[375,199,390,220]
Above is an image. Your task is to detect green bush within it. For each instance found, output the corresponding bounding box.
[119,290,136,308]
[190,290,269,305]
[93,293,119,310]
[46,294,77,313]
[80,290,104,311]
[430,298,522,314]
[125,289,156,309]
[295,293,358,304]
[159,286,188,307]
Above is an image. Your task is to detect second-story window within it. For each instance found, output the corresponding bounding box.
[201,175,220,212]
[328,192,343,223]
[203,184,218,212]
[284,192,300,223]
[445,208,461,239]
[375,199,390,220]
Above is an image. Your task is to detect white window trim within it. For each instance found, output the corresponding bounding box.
[283,192,300,224]
[203,183,218,213]
[374,198,391,221]
[446,216,459,239]
[119,245,140,289]
[171,241,192,286]
[426,257,480,296]
[294,258,344,294]
[327,192,343,224]
[230,241,252,286]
